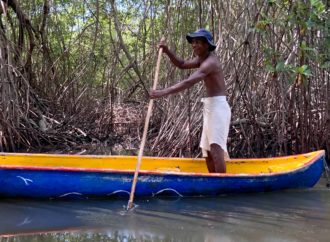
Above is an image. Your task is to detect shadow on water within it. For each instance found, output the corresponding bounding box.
[1,179,330,242]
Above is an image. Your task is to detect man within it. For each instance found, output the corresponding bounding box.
[150,29,231,173]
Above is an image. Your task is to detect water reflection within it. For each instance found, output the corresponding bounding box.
[1,179,329,242]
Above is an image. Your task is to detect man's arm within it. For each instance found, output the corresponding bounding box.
[150,62,212,99]
[160,44,200,69]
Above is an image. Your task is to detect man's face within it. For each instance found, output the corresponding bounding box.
[191,37,209,56]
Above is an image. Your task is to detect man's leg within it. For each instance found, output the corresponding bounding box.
[209,143,226,173]
[205,152,215,173]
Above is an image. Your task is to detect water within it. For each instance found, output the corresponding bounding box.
[1,179,329,242]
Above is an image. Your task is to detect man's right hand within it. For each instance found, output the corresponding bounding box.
[158,39,168,53]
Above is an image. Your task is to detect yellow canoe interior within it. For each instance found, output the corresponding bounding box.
[0,150,324,174]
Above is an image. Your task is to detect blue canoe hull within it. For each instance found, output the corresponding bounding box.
[0,152,325,199]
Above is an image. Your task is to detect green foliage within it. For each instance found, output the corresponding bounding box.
[311,0,326,14]
[296,65,312,76]
[256,0,328,83]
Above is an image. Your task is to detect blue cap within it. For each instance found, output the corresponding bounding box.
[186,29,216,51]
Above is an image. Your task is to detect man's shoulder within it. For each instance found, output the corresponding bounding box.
[201,54,219,67]
[209,54,220,62]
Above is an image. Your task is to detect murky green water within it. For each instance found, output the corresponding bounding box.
[1,179,330,242]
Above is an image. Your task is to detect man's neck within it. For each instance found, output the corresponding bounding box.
[198,51,211,62]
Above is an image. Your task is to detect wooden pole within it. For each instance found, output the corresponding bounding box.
[127,40,164,210]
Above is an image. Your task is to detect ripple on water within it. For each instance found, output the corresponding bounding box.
[0,179,330,241]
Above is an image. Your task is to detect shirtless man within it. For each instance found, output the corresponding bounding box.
[150,29,231,173]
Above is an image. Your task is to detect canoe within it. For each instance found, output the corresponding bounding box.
[0,150,325,199]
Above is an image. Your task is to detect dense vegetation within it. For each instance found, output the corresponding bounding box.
[0,0,329,159]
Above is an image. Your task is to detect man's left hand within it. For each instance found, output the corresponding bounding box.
[150,89,166,99]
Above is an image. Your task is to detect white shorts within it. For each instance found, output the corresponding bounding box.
[200,96,231,159]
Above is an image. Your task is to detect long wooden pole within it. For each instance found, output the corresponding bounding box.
[127,41,164,210]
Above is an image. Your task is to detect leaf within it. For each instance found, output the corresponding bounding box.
[268,0,276,5]
[265,64,275,72]
[311,0,326,14]
[275,62,286,72]
[297,65,312,76]
[321,61,330,69]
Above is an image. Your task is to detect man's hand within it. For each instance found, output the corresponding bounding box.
[150,89,167,99]
[158,39,168,53]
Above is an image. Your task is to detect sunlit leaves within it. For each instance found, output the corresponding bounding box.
[311,0,326,15]
[256,0,328,82]
[296,65,312,76]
